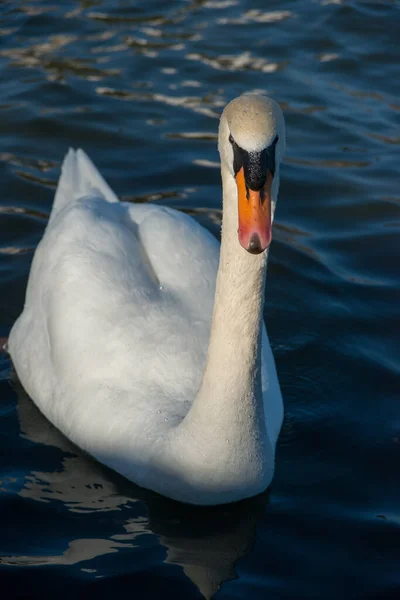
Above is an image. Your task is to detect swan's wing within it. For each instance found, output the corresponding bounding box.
[50,148,220,298]
[49,148,119,225]
[122,202,220,299]
[9,150,220,426]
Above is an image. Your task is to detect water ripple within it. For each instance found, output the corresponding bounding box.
[0,0,399,598]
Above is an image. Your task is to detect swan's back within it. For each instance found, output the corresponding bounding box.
[10,150,220,440]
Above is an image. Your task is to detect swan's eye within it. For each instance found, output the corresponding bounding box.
[229,134,234,145]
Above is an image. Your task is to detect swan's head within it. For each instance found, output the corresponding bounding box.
[218,94,285,254]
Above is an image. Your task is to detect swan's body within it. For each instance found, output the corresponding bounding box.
[9,94,285,505]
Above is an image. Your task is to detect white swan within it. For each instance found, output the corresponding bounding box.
[9,94,285,505]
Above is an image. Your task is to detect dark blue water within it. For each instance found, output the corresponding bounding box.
[1,1,399,598]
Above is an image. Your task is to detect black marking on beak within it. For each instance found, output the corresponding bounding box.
[230,134,278,192]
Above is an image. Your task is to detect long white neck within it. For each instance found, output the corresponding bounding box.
[192,165,268,417]
[163,164,272,504]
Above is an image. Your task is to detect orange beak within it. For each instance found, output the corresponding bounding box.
[235,168,272,254]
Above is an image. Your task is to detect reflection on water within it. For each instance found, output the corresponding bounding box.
[2,537,137,568]
[95,87,223,118]
[217,9,293,25]
[1,381,264,599]
[0,0,399,598]
[185,51,285,73]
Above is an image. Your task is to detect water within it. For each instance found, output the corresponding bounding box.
[0,0,399,598]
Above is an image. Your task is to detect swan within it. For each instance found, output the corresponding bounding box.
[8,94,285,505]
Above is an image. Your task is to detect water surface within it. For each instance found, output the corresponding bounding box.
[0,1,399,598]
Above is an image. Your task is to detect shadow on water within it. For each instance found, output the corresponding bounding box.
[1,375,267,600]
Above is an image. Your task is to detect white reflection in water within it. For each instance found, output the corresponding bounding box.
[218,9,293,25]
[95,87,223,119]
[186,51,282,73]
[1,538,135,568]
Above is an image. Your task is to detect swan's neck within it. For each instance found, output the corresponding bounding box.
[175,167,269,449]
[198,168,268,407]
